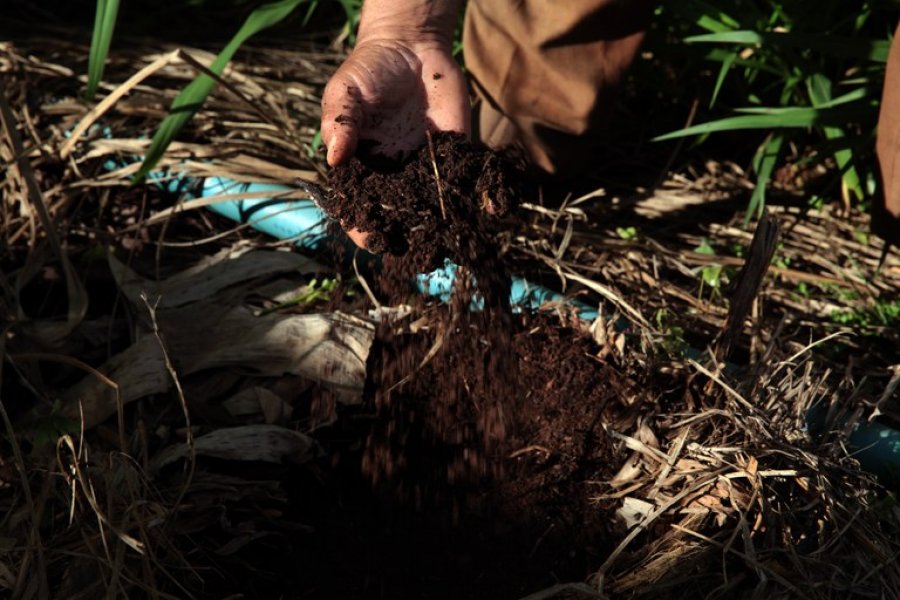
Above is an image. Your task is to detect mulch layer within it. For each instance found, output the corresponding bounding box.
[3,29,900,600]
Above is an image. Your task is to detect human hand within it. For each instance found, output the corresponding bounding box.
[320,30,469,248]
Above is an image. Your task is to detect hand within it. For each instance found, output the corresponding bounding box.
[320,37,470,248]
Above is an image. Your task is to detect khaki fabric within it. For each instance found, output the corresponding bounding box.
[463,0,652,176]
[876,22,900,244]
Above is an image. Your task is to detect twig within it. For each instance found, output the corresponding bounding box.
[670,524,808,598]
[688,359,758,415]
[353,249,381,309]
[141,293,196,519]
[60,50,180,158]
[0,81,88,341]
[56,435,145,556]
[425,130,447,220]
[594,474,721,590]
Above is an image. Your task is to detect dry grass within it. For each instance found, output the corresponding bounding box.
[2,24,900,600]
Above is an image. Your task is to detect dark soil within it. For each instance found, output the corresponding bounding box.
[173,312,636,600]
[294,134,630,598]
[323,131,521,277]
[283,312,631,600]
[325,130,530,485]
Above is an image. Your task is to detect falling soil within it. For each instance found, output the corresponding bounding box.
[282,312,632,600]
[298,133,630,597]
[324,131,527,483]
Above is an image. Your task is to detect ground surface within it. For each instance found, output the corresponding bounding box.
[2,9,900,600]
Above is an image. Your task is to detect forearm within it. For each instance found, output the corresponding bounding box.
[357,0,463,46]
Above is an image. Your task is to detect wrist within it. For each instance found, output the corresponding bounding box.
[356,0,461,49]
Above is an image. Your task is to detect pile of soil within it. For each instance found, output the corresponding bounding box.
[286,312,635,599]
[307,133,633,597]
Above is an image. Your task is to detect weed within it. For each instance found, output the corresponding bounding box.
[256,277,353,315]
[831,298,900,328]
[654,307,688,357]
[616,226,638,240]
[656,0,897,220]
[86,0,120,100]
[693,238,726,298]
[86,0,337,179]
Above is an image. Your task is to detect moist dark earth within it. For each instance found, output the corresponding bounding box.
[322,131,522,277]
[243,134,642,599]
[235,313,639,599]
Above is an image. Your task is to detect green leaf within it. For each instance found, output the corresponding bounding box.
[694,239,716,256]
[685,30,890,62]
[669,0,741,33]
[134,0,305,182]
[806,74,864,202]
[733,86,870,113]
[307,129,323,159]
[746,133,784,225]
[653,100,874,141]
[301,0,321,25]
[86,0,120,100]
[709,50,737,109]
[616,226,638,240]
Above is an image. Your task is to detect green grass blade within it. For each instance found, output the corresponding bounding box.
[653,102,875,141]
[731,87,870,113]
[704,48,782,77]
[134,0,305,181]
[685,30,890,62]
[709,50,737,109]
[302,0,320,26]
[668,0,741,33]
[746,133,784,225]
[807,74,864,201]
[86,0,120,100]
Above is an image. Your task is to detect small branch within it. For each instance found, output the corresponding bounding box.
[425,130,447,220]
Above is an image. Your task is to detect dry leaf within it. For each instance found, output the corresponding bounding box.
[65,307,373,428]
[154,424,317,469]
[62,334,168,426]
[617,496,655,529]
[109,248,323,308]
[221,387,287,423]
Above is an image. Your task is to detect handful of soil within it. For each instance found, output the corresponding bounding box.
[323,132,529,489]
[322,131,522,278]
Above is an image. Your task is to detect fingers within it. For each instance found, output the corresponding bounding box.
[321,75,364,167]
[420,54,471,137]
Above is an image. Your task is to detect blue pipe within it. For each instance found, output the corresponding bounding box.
[199,177,598,320]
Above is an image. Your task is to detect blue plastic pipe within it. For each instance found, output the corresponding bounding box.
[200,176,598,320]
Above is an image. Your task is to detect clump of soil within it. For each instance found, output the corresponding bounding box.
[323,131,522,277]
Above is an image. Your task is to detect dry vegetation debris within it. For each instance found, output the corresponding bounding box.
[1,29,900,600]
